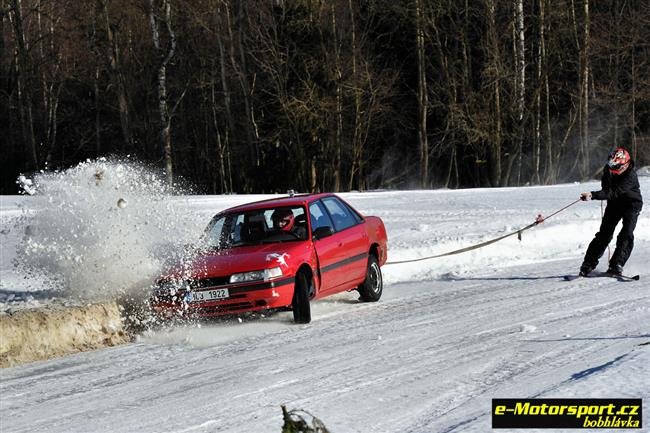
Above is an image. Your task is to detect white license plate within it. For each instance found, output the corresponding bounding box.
[186,288,229,303]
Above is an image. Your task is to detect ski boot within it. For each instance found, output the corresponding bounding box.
[579,263,594,277]
[607,263,623,276]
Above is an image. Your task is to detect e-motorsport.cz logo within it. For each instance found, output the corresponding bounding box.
[492,398,642,429]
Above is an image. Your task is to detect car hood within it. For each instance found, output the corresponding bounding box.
[161,242,307,281]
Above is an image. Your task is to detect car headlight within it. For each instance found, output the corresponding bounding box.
[229,267,283,284]
[154,279,189,296]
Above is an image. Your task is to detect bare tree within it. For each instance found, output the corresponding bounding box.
[330,2,343,192]
[485,0,503,186]
[581,0,590,180]
[572,0,591,180]
[347,0,362,191]
[101,0,134,151]
[9,0,38,169]
[224,0,258,173]
[415,0,429,188]
[149,0,177,185]
[514,0,526,184]
[38,0,63,167]
[540,0,554,184]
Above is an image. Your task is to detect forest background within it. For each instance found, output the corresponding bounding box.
[1,0,649,194]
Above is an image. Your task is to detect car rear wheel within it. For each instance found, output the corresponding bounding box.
[292,271,311,323]
[358,255,383,302]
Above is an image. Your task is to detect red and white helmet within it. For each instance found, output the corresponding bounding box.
[271,208,295,232]
[607,147,630,175]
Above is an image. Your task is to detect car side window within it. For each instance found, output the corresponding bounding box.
[309,201,334,234]
[321,197,358,231]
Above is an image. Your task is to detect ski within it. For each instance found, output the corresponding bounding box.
[563,272,640,282]
[617,274,640,281]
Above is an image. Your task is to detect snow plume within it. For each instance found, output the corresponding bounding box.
[13,158,202,302]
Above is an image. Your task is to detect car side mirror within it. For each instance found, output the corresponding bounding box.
[313,226,333,240]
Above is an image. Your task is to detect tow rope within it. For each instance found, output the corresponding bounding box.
[385,199,581,265]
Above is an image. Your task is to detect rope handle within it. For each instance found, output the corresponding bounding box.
[385,198,582,265]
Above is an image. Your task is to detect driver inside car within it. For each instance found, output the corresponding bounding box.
[271,208,306,239]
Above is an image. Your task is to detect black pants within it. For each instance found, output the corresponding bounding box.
[583,202,642,269]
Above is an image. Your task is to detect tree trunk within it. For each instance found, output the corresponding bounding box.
[10,0,38,170]
[149,0,176,185]
[431,6,457,189]
[210,67,227,193]
[216,6,234,192]
[415,0,429,188]
[42,0,61,168]
[103,0,133,151]
[239,2,260,167]
[533,0,542,184]
[347,0,362,191]
[331,3,342,192]
[514,0,525,185]
[225,1,257,167]
[541,0,553,184]
[92,4,101,156]
[486,0,502,187]
[580,0,590,180]
[310,157,318,193]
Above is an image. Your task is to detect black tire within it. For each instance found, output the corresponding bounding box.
[358,255,383,302]
[292,271,312,323]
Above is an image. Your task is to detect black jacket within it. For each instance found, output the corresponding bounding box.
[591,161,643,205]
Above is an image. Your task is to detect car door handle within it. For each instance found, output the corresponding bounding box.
[338,242,343,247]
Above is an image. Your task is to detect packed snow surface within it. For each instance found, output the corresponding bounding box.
[1,167,649,432]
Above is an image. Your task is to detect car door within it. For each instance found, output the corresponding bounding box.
[320,197,369,287]
[309,200,345,293]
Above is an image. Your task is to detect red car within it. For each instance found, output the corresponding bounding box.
[150,193,388,323]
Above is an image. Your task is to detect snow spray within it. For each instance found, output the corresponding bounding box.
[14,158,203,302]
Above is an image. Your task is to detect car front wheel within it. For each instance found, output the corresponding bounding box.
[358,255,383,302]
[292,271,312,323]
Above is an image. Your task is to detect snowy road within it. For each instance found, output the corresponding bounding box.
[1,179,649,432]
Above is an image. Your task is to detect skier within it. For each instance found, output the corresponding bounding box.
[579,147,643,276]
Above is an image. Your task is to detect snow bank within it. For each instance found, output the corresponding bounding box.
[0,301,128,368]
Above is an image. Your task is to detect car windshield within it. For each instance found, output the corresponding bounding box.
[204,205,308,249]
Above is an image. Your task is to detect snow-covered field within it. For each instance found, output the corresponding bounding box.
[1,173,649,432]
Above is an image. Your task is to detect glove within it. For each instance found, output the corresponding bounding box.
[580,192,592,201]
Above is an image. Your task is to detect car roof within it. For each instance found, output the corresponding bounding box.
[224,193,336,213]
